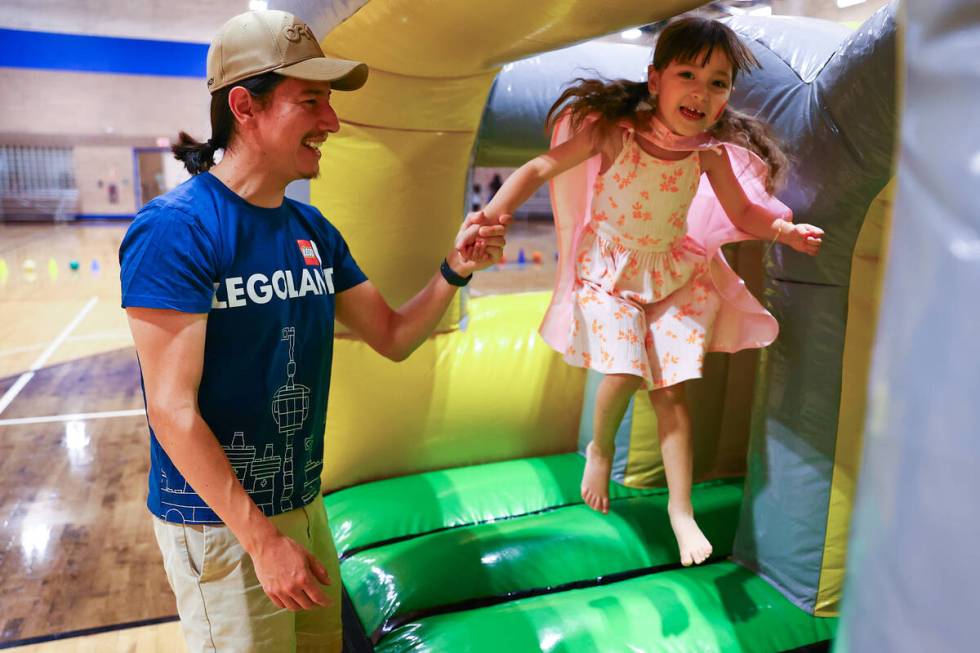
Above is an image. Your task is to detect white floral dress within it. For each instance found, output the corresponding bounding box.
[565,131,723,389]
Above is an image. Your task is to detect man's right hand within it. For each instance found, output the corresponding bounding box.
[251,532,332,611]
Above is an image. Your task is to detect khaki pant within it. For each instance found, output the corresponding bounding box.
[153,502,342,652]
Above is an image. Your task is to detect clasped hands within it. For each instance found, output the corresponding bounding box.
[446,210,512,277]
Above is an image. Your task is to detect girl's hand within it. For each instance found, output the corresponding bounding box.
[449,210,512,276]
[781,222,824,257]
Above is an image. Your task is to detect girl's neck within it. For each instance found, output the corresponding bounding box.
[633,112,715,157]
[634,137,693,161]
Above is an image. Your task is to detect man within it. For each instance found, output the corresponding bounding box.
[120,10,507,652]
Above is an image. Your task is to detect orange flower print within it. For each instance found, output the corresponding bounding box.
[593,210,609,223]
[625,257,640,279]
[660,170,680,193]
[674,302,703,320]
[613,169,637,190]
[640,190,650,200]
[594,176,605,195]
[665,329,679,340]
[616,214,626,227]
[591,320,607,343]
[582,352,592,367]
[600,349,613,366]
[613,304,630,320]
[668,210,686,230]
[631,201,652,222]
[629,147,642,166]
[618,329,640,345]
[636,235,661,248]
[661,352,680,368]
[631,358,648,376]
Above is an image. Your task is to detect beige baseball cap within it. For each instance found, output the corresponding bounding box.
[206,10,368,94]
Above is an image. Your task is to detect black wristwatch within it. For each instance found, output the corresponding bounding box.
[440,258,472,287]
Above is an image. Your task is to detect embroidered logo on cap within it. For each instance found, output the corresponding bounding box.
[284,24,317,44]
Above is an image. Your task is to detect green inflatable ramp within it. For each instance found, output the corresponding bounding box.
[376,562,836,653]
[324,454,836,652]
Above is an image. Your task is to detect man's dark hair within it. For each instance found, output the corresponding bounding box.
[172,72,286,175]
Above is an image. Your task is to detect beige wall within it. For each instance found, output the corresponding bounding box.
[0,1,223,214]
[0,65,208,216]
[0,0,244,42]
[72,146,137,214]
[0,68,210,144]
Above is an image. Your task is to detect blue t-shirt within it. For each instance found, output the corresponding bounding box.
[120,172,366,524]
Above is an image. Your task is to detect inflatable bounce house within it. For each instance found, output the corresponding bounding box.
[270,0,970,650]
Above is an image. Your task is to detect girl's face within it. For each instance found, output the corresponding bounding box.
[648,48,734,136]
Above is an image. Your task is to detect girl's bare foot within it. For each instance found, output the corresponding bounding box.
[581,441,614,514]
[668,504,713,566]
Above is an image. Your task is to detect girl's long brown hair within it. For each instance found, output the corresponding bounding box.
[545,16,790,192]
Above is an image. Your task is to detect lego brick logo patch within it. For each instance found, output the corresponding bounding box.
[296,240,321,266]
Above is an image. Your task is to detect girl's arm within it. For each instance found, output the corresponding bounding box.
[481,126,601,222]
[700,147,823,257]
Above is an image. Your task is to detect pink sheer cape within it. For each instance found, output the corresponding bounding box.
[539,113,793,355]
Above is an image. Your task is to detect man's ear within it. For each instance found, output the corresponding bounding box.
[227,86,256,127]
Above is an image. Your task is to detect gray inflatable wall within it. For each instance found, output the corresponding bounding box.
[730,4,897,615]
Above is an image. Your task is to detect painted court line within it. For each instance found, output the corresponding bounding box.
[0,296,99,416]
[0,408,146,427]
[0,331,131,359]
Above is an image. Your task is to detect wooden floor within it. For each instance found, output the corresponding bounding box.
[0,219,557,650]
[7,621,187,653]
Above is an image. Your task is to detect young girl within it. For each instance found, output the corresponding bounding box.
[478,16,823,567]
